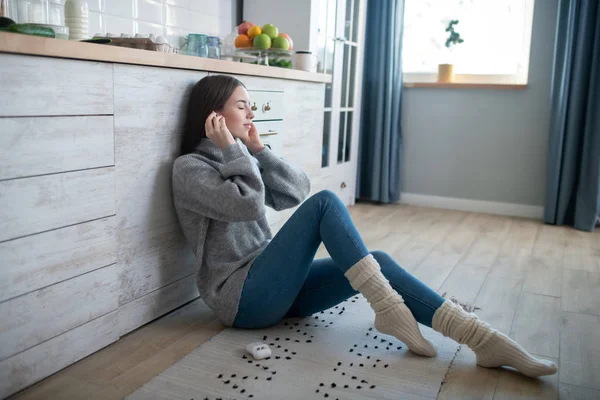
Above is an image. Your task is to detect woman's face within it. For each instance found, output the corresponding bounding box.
[218,86,255,139]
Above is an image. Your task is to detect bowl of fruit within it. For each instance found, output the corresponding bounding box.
[234,21,293,67]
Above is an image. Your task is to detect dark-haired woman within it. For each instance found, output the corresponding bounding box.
[171,75,556,378]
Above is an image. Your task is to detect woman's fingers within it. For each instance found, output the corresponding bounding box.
[205,112,217,135]
[204,112,228,140]
[213,115,223,130]
[205,117,213,136]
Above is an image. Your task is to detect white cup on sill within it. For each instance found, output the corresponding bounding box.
[295,51,318,73]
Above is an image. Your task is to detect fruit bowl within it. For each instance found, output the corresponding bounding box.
[235,48,292,66]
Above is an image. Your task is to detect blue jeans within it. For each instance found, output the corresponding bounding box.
[233,190,445,329]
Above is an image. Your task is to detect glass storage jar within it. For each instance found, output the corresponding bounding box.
[207,36,221,59]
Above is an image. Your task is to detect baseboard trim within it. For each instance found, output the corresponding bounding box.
[398,193,544,219]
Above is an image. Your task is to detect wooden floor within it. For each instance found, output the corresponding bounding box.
[10,203,600,400]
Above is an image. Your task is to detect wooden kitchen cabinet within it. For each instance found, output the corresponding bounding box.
[0,47,328,397]
[0,54,113,116]
[0,54,119,398]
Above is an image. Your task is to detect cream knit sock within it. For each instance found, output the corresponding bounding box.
[345,254,437,357]
[432,300,557,377]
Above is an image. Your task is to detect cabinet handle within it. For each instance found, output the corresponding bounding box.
[340,182,347,189]
[262,102,271,112]
[251,102,257,111]
[259,131,278,137]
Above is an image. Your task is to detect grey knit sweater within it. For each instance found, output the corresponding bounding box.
[172,138,311,326]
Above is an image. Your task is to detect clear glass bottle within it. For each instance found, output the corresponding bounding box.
[207,36,221,60]
[221,27,237,60]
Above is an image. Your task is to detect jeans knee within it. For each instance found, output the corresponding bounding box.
[312,189,338,202]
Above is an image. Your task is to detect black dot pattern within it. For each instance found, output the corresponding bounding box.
[204,297,401,399]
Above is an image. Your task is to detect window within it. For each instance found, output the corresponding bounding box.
[402,0,535,84]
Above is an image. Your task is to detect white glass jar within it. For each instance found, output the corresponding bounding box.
[17,0,49,24]
[48,0,65,26]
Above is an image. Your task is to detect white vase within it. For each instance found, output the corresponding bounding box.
[64,0,88,40]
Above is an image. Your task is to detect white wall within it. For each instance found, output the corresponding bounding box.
[84,0,237,47]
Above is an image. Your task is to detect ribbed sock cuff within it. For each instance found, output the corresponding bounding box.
[344,254,379,290]
[371,292,403,312]
[432,300,493,348]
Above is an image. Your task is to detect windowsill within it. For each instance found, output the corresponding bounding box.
[403,82,528,90]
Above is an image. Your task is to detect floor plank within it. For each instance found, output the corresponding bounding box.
[561,269,600,316]
[411,210,467,246]
[65,298,215,385]
[537,225,567,246]
[392,239,435,273]
[558,383,600,400]
[522,256,563,297]
[437,347,498,400]
[559,312,600,391]
[437,262,490,304]
[87,319,225,400]
[439,347,559,400]
[510,293,561,358]
[489,253,532,280]
[412,250,464,291]
[436,227,479,256]
[563,246,600,273]
[8,375,102,400]
[532,240,566,261]
[492,355,559,400]
[370,231,413,256]
[462,237,503,268]
[474,276,523,334]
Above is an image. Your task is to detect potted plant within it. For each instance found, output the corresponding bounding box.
[438,19,464,83]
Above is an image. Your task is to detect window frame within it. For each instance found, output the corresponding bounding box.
[401,0,536,87]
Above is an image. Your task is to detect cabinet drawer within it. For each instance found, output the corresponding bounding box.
[0,167,115,242]
[0,116,114,180]
[248,90,284,121]
[0,54,113,117]
[0,217,116,303]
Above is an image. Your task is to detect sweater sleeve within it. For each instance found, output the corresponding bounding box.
[172,143,267,222]
[252,145,311,211]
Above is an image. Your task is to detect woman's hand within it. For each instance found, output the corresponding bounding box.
[243,123,265,154]
[205,112,236,151]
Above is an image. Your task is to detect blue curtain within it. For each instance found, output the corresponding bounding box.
[356,0,405,203]
[545,0,600,232]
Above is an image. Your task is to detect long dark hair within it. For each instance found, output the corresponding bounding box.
[180,75,245,155]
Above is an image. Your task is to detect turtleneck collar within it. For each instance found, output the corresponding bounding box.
[193,138,246,161]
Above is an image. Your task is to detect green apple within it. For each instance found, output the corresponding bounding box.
[262,24,279,39]
[272,36,289,50]
[253,33,272,50]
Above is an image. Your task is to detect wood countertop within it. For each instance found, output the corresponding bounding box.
[0,32,332,84]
